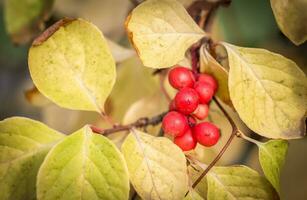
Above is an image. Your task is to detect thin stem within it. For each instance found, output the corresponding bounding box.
[191,97,238,189]
[238,131,263,146]
[91,111,167,136]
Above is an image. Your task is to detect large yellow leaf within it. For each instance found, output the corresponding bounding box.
[121,130,188,200]
[270,0,307,45]
[0,117,64,200]
[28,18,116,113]
[37,126,129,200]
[223,43,307,139]
[126,0,205,68]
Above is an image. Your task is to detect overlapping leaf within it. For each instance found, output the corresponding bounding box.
[270,0,307,45]
[29,18,116,113]
[0,117,64,200]
[224,43,307,139]
[37,126,129,200]
[121,129,188,200]
[126,0,205,68]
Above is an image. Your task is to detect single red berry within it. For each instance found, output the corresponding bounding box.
[168,66,195,89]
[162,111,189,137]
[193,104,209,120]
[169,100,177,111]
[193,122,220,147]
[187,115,197,127]
[174,88,199,114]
[174,129,197,151]
[194,81,214,104]
[198,74,218,91]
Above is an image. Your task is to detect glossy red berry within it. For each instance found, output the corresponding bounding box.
[198,74,218,91]
[194,81,214,104]
[174,88,199,114]
[169,100,177,111]
[168,66,195,89]
[174,129,197,151]
[193,122,220,147]
[193,104,209,120]
[162,111,189,137]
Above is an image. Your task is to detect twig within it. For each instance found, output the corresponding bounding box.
[91,111,168,136]
[191,97,238,189]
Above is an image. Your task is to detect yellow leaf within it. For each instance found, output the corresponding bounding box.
[121,130,188,200]
[270,0,307,45]
[223,43,307,139]
[126,0,205,68]
[199,45,231,106]
[28,18,116,113]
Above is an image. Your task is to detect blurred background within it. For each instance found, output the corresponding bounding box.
[0,0,306,199]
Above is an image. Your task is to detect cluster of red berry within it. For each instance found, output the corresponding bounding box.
[162,66,221,151]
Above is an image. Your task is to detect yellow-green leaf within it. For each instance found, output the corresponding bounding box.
[207,165,278,200]
[270,0,307,45]
[199,45,231,106]
[184,189,204,200]
[0,117,64,200]
[258,140,288,194]
[126,0,205,68]
[37,126,129,200]
[29,18,116,113]
[4,0,54,44]
[25,86,52,107]
[121,129,188,200]
[223,43,307,139]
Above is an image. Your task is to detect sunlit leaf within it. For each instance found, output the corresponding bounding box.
[37,126,129,200]
[4,0,54,44]
[0,117,64,200]
[207,165,278,200]
[258,140,288,194]
[270,0,307,45]
[184,189,204,200]
[126,0,205,68]
[121,129,188,200]
[199,45,231,106]
[223,42,307,139]
[29,18,116,113]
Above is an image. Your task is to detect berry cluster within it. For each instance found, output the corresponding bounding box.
[162,66,221,151]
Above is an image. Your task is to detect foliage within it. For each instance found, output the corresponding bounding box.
[1,0,307,199]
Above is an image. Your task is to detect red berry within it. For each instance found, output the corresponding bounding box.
[162,111,189,137]
[174,129,197,151]
[194,81,214,104]
[193,122,220,147]
[193,104,209,120]
[168,66,195,89]
[174,88,199,114]
[198,74,218,91]
[169,100,177,111]
[187,116,197,127]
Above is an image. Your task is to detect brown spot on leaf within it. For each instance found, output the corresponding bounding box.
[32,18,76,46]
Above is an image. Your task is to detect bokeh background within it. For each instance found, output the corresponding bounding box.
[0,0,306,199]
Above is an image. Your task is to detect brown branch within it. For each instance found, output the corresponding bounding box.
[91,111,168,136]
[191,97,238,189]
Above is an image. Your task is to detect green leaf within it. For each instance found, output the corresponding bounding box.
[207,165,278,200]
[270,0,307,45]
[258,140,288,194]
[199,45,231,106]
[4,0,54,44]
[184,189,204,200]
[37,126,129,200]
[126,0,205,68]
[223,43,307,139]
[28,18,116,113]
[121,129,188,200]
[0,117,64,200]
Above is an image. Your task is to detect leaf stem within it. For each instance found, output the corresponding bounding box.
[91,111,168,136]
[191,97,238,189]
